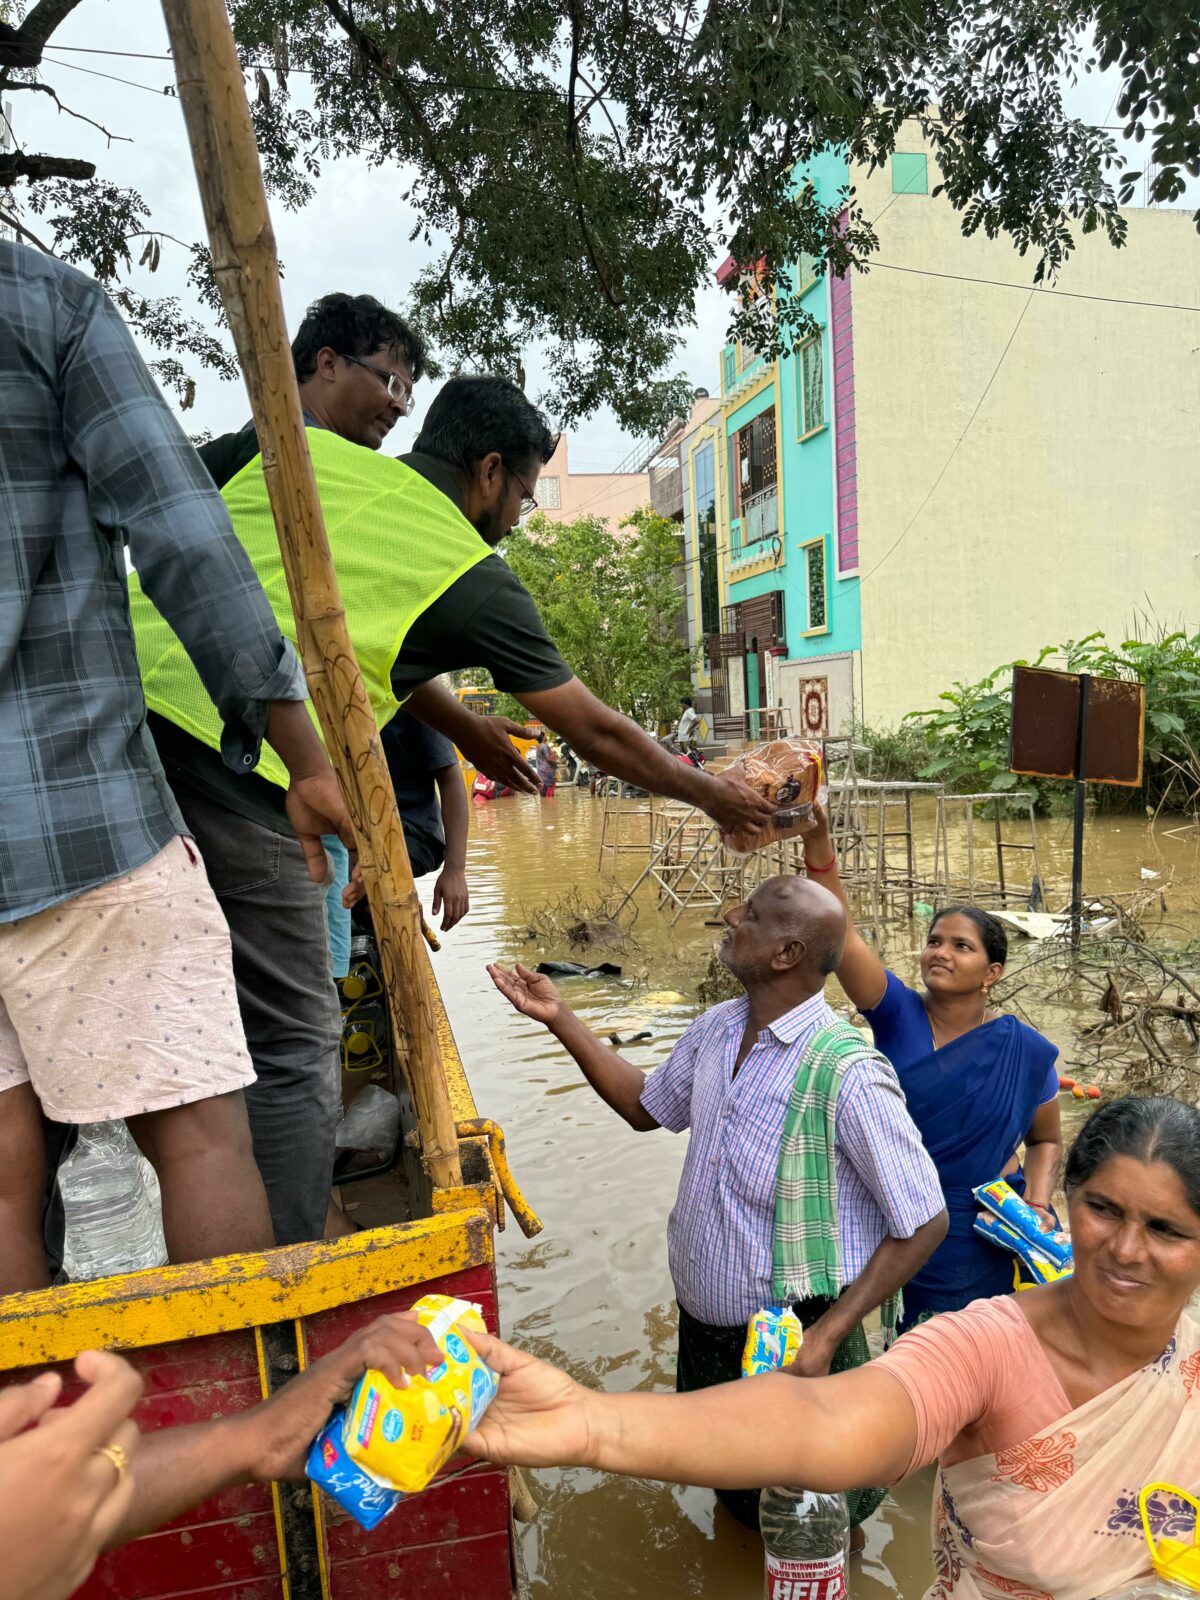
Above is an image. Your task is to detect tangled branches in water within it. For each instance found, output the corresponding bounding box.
[994,886,1200,1097]
[518,888,640,955]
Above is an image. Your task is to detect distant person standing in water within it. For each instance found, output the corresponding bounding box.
[801,801,1063,1331]
[533,732,558,797]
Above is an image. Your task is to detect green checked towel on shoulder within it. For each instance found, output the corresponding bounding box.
[769,1015,899,1529]
[770,1017,902,1337]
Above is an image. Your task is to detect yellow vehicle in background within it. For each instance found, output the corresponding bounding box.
[453,685,540,784]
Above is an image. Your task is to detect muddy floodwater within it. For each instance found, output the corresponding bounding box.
[417,786,1200,1598]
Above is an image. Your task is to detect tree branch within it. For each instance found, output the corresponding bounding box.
[319,0,469,212]
[0,152,95,186]
[8,78,131,145]
[13,0,87,50]
[0,207,54,250]
[563,3,623,308]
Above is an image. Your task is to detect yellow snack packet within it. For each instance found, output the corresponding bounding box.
[741,1305,803,1377]
[342,1293,499,1495]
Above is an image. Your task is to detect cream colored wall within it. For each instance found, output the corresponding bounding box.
[532,435,651,528]
[852,134,1200,728]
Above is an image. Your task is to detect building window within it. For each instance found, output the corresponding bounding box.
[805,540,827,630]
[891,152,928,195]
[540,475,561,509]
[732,407,777,519]
[722,344,737,392]
[797,335,826,437]
[692,442,720,637]
[796,251,820,294]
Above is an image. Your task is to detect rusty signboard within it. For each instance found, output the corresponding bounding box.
[1009,665,1146,947]
[1010,666,1145,787]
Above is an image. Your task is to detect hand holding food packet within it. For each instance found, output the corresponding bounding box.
[719,738,826,855]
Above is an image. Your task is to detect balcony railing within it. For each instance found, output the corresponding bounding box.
[741,486,779,545]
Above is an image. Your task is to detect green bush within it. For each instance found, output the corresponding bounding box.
[903,626,1200,816]
[852,721,935,782]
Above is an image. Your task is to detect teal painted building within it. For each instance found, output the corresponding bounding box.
[715,146,862,738]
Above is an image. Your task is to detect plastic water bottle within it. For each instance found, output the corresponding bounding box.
[760,1485,849,1600]
[60,1121,168,1281]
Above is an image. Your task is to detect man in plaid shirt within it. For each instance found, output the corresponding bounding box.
[0,240,354,1291]
[489,874,947,1533]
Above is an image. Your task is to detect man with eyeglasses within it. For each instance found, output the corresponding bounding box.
[128,291,445,1247]
[128,296,775,1248]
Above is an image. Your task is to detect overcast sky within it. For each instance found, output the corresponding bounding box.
[8,3,1193,466]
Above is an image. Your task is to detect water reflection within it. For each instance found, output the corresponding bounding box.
[424,786,1199,1598]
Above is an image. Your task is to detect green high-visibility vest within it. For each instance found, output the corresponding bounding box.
[130,429,491,788]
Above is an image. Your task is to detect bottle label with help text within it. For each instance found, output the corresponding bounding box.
[766,1552,847,1600]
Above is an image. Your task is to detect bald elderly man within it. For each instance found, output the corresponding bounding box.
[488,876,947,1534]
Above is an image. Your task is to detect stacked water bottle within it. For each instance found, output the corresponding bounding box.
[742,1306,849,1600]
[58,1121,168,1281]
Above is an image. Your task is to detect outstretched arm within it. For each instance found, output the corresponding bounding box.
[465,1333,918,1492]
[801,801,888,1012]
[517,679,776,838]
[110,1314,441,1546]
[487,964,658,1130]
[405,681,540,795]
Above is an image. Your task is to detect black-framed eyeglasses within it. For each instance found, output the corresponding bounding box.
[341,354,417,416]
[506,464,538,518]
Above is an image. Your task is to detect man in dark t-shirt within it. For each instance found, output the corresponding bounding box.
[142,294,775,1247]
[381,711,470,928]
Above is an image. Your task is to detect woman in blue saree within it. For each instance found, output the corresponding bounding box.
[802,804,1062,1330]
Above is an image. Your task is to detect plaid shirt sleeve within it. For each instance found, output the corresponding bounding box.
[835,1056,946,1239]
[60,276,306,762]
[639,1015,707,1133]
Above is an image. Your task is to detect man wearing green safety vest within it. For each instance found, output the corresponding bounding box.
[129,291,775,1246]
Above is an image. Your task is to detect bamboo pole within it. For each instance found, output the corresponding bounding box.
[160,0,462,1190]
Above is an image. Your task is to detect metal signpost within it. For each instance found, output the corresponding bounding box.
[1009,666,1145,948]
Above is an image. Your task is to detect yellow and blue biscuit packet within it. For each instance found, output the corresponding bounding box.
[974,1211,1073,1287]
[342,1293,499,1496]
[973,1178,1073,1271]
[741,1305,803,1378]
[306,1408,405,1530]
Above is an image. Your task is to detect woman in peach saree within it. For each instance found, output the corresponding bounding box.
[463,1095,1200,1598]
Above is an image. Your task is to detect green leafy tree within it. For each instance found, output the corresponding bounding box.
[2,0,1197,424]
[501,508,690,725]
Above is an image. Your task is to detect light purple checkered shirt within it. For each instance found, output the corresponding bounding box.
[639,991,945,1326]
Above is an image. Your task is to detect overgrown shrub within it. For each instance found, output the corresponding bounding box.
[903,626,1200,816]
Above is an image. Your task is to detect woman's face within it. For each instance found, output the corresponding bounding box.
[920,912,1004,998]
[1070,1154,1200,1330]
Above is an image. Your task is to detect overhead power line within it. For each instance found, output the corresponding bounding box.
[870,260,1200,315]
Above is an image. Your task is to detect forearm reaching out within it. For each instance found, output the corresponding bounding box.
[487,963,658,1130]
[517,679,776,837]
[790,1214,948,1376]
[464,1331,918,1491]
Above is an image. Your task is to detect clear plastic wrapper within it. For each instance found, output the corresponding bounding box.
[720,738,826,856]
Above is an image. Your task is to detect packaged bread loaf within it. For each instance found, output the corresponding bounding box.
[721,738,824,855]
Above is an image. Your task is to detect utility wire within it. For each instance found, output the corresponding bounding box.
[35,57,175,96]
[870,260,1200,315]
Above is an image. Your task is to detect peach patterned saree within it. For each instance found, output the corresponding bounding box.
[924,1310,1200,1600]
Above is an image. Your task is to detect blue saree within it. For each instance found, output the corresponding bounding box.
[864,972,1058,1329]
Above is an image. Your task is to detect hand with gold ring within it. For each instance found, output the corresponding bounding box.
[95,1439,131,1484]
[0,1348,142,1600]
